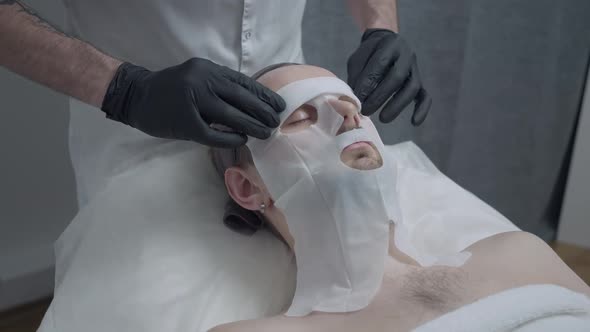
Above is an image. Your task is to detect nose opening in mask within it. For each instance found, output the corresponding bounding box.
[336,95,361,111]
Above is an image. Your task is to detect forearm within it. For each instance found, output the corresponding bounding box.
[347,0,399,32]
[0,1,122,107]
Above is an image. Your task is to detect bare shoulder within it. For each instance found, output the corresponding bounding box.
[466,231,590,296]
[208,320,263,332]
[208,316,300,332]
[208,320,257,332]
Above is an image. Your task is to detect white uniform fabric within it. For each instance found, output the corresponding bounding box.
[248,77,401,316]
[414,284,590,332]
[62,0,306,72]
[39,140,523,332]
[63,0,307,206]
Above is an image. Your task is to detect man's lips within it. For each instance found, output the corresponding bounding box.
[343,141,372,152]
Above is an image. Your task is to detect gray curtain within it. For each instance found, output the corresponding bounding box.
[302,0,590,240]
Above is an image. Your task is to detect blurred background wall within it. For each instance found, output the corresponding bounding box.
[0,0,76,310]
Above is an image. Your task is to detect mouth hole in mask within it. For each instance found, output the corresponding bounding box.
[340,141,384,171]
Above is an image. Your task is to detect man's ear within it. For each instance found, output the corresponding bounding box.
[224,166,266,211]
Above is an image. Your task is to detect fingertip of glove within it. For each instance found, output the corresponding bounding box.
[411,111,428,126]
[274,95,287,113]
[360,105,378,117]
[259,128,273,140]
[412,96,432,126]
[208,132,248,148]
[269,115,281,128]
[239,133,249,144]
[379,108,400,124]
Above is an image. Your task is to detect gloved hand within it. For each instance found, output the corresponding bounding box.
[347,29,432,125]
[101,58,285,148]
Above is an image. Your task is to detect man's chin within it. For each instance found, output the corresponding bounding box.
[349,157,382,170]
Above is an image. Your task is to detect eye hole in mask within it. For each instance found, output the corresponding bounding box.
[280,104,318,133]
[280,96,361,134]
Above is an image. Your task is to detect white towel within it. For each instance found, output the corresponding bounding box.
[413,284,590,332]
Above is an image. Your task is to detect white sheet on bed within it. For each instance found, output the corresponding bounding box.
[38,142,296,332]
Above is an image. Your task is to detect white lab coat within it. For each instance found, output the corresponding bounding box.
[64,0,307,206]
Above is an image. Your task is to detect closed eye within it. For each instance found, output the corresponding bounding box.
[280,104,318,133]
[289,118,314,126]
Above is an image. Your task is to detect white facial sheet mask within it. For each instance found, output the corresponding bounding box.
[248,77,401,316]
[247,76,472,317]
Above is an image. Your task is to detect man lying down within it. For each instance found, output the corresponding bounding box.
[208,63,590,331]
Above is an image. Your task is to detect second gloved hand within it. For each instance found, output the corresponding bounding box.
[347,29,432,125]
[101,58,285,148]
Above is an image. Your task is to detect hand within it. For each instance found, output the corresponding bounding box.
[347,29,432,125]
[101,58,285,148]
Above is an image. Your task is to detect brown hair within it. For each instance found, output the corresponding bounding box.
[209,62,300,236]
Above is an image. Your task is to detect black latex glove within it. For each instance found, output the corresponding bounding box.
[101,58,285,148]
[347,29,432,125]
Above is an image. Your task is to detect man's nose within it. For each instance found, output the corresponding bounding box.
[329,99,360,135]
